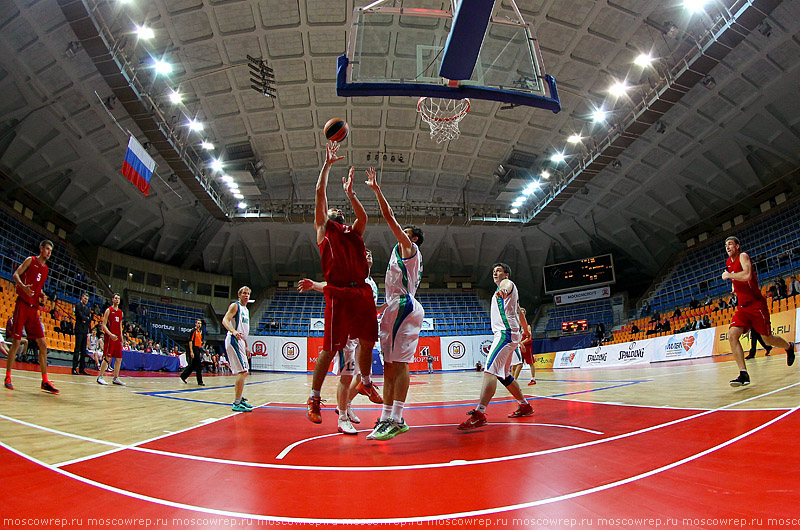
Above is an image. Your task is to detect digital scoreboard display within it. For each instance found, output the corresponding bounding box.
[561,320,589,333]
[543,254,615,294]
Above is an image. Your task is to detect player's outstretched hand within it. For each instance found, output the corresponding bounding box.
[365,167,378,190]
[325,141,345,166]
[343,167,355,196]
[297,279,314,292]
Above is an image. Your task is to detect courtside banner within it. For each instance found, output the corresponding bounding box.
[581,341,652,368]
[553,349,582,369]
[473,335,496,368]
[650,328,715,362]
[440,336,478,370]
[554,286,611,306]
[714,308,795,355]
[249,336,307,371]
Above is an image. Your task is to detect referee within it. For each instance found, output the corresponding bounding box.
[180,319,205,386]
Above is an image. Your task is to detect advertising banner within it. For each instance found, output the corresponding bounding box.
[553,349,582,369]
[249,336,307,372]
[650,328,715,362]
[439,336,491,371]
[580,340,652,369]
[410,337,441,372]
[309,318,325,332]
[554,286,611,306]
[714,308,795,355]
[533,352,555,370]
[149,318,195,338]
[421,318,435,331]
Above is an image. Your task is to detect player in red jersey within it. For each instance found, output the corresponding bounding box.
[723,236,795,387]
[5,239,59,394]
[96,293,126,386]
[306,140,380,426]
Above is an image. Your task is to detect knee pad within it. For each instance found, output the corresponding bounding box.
[497,375,514,387]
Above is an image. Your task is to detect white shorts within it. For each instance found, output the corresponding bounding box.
[485,331,521,379]
[380,295,424,363]
[226,334,249,374]
[333,338,359,376]
[511,347,523,366]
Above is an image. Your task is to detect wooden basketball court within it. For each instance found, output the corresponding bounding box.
[2,352,799,529]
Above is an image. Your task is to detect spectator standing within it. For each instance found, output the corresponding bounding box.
[180,319,205,386]
[71,293,92,375]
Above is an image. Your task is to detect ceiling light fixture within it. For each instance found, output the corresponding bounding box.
[634,53,653,66]
[567,134,582,144]
[136,25,155,39]
[188,119,204,132]
[211,159,223,172]
[168,90,182,104]
[592,108,607,122]
[154,59,172,75]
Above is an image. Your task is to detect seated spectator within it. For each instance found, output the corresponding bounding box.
[699,315,711,329]
[5,316,29,361]
[689,297,700,309]
[475,361,483,372]
[703,294,713,306]
[715,299,727,312]
[730,293,738,307]
[631,323,640,334]
[672,307,681,319]
[775,278,788,299]
[767,285,778,299]
[790,276,800,297]
[661,318,671,332]
[649,311,661,324]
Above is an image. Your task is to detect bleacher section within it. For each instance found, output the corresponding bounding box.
[545,299,614,332]
[257,290,491,337]
[0,208,101,305]
[644,200,800,315]
[129,296,205,325]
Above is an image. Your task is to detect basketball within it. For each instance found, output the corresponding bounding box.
[323,118,349,142]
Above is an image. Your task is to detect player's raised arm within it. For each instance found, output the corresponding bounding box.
[315,141,345,243]
[365,167,414,257]
[344,167,368,236]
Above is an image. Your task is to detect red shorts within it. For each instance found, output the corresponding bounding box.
[9,299,45,340]
[323,283,378,352]
[520,342,533,364]
[730,302,771,337]
[104,335,123,359]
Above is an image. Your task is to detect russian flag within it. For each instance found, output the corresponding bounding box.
[121,135,156,196]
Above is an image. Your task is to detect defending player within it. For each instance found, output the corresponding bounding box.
[723,236,795,386]
[223,286,253,412]
[365,167,424,440]
[5,239,59,394]
[459,263,534,430]
[307,141,380,424]
[96,293,126,386]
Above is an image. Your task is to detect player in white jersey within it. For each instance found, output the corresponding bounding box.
[365,167,425,441]
[223,286,252,412]
[297,249,383,435]
[459,263,533,430]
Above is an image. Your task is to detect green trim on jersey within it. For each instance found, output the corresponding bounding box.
[495,287,512,331]
[394,244,409,291]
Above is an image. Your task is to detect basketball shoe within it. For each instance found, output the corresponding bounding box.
[96,377,109,385]
[355,381,383,404]
[112,378,126,386]
[730,371,750,387]
[307,396,323,423]
[4,378,12,390]
[508,402,534,418]
[41,381,60,394]
[337,416,357,435]
[458,409,487,430]
[232,401,251,412]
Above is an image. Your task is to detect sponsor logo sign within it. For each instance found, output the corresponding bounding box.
[251,340,268,357]
[554,349,580,369]
[448,341,466,359]
[479,339,493,358]
[282,342,300,361]
[554,286,611,306]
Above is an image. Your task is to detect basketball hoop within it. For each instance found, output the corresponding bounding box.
[417,97,470,143]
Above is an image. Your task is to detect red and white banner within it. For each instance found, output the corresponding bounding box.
[249,336,307,372]
[650,328,715,362]
[554,286,611,306]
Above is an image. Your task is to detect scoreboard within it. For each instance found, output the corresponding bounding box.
[543,254,615,294]
[561,320,589,333]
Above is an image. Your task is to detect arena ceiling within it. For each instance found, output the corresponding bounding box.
[1,0,799,305]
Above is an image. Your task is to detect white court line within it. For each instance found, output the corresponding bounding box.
[2,402,798,524]
[274,422,604,459]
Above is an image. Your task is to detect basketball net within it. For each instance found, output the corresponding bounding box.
[417,97,470,143]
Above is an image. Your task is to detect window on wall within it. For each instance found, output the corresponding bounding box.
[97,260,111,275]
[112,264,128,280]
[214,285,230,298]
[197,283,212,296]
[181,279,195,294]
[130,269,145,284]
[146,273,162,288]
[165,277,179,291]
